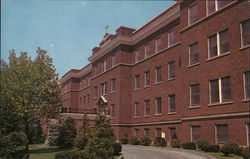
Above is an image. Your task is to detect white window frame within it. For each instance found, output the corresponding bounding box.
[240,19,250,48]
[103,59,107,72]
[144,128,150,136]
[156,128,162,137]
[207,29,229,59]
[244,71,250,100]
[246,123,250,146]
[145,44,150,58]
[155,97,162,115]
[135,49,141,63]
[94,86,98,98]
[134,75,140,90]
[112,55,116,67]
[168,30,175,47]
[144,71,150,87]
[206,0,234,16]
[209,77,231,104]
[189,42,199,65]
[190,125,201,142]
[188,3,197,25]
[101,82,106,96]
[134,102,139,118]
[155,37,161,53]
[155,66,162,84]
[144,100,150,116]
[215,124,228,144]
[111,78,116,92]
[168,94,176,113]
[111,104,115,117]
[189,83,200,107]
[168,61,175,80]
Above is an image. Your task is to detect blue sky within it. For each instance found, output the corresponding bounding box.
[1,0,175,77]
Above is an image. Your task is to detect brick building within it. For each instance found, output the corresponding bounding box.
[60,0,250,146]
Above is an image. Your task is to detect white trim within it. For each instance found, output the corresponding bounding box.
[218,78,222,103]
[244,71,250,100]
[246,123,249,146]
[240,19,250,48]
[215,125,217,144]
[190,126,193,142]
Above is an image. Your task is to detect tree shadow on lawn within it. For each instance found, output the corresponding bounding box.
[29,147,73,154]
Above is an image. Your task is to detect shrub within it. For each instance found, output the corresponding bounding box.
[202,144,220,152]
[57,117,77,148]
[197,140,209,150]
[112,142,122,156]
[140,136,152,146]
[130,136,140,145]
[181,142,196,150]
[220,142,240,156]
[120,136,129,144]
[55,150,79,159]
[171,139,181,148]
[74,135,88,150]
[154,137,166,147]
[241,147,250,159]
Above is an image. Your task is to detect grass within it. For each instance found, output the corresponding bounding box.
[29,144,73,159]
[202,151,243,159]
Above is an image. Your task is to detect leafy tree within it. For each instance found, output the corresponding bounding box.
[57,117,77,148]
[0,48,61,159]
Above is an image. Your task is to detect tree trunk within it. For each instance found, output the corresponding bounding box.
[24,121,30,159]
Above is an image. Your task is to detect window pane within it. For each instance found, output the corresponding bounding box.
[111,79,116,92]
[192,126,201,142]
[242,19,250,46]
[111,104,115,117]
[189,4,198,25]
[210,79,219,103]
[169,95,176,112]
[209,34,218,57]
[145,71,150,86]
[217,0,231,9]
[156,98,162,114]
[145,100,150,115]
[219,30,229,54]
[217,125,228,143]
[207,0,216,15]
[168,30,175,47]
[156,38,161,52]
[135,102,140,117]
[168,62,175,79]
[156,67,162,83]
[191,84,200,106]
[245,71,250,99]
[190,43,199,65]
[156,128,162,137]
[144,129,150,136]
[169,128,176,139]
[112,55,116,66]
[135,75,140,89]
[135,50,141,63]
[221,77,231,102]
[145,44,150,58]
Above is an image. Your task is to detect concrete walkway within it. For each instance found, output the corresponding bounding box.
[121,145,217,159]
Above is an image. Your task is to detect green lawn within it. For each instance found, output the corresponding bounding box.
[29,144,73,159]
[203,151,243,159]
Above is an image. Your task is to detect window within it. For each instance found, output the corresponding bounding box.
[156,128,162,137]
[144,100,150,116]
[145,71,150,87]
[83,96,86,105]
[207,0,231,15]
[169,127,176,140]
[189,3,198,25]
[190,84,200,107]
[134,102,140,118]
[111,79,116,92]
[191,125,201,142]
[80,97,82,106]
[168,62,175,80]
[156,98,162,114]
[134,129,139,137]
[241,19,250,47]
[111,104,115,117]
[156,67,162,83]
[216,124,228,144]
[189,43,199,65]
[135,49,141,63]
[101,82,107,96]
[87,94,90,104]
[135,75,140,90]
[168,30,175,47]
[156,37,161,53]
[244,71,250,100]
[210,76,232,104]
[145,44,150,58]
[168,95,176,113]
[112,55,116,67]
[94,86,98,98]
[144,128,150,136]
[208,29,229,58]
[103,60,107,72]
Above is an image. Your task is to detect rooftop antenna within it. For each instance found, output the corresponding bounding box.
[105,25,109,34]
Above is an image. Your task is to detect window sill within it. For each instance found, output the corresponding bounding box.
[167,112,176,115]
[208,101,233,107]
[143,115,150,118]
[155,82,162,85]
[239,45,250,51]
[242,99,250,103]
[154,114,162,116]
[110,91,116,94]
[144,85,151,89]
[134,117,140,119]
[206,52,230,62]
[167,77,176,82]
[188,106,201,109]
[134,88,140,91]
[187,62,200,68]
